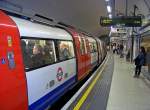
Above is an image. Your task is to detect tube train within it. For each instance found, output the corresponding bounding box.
[0,10,107,110]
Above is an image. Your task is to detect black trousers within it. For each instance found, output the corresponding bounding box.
[135,65,142,76]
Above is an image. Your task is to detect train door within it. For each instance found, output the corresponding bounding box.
[93,40,98,67]
[96,39,102,64]
[84,37,91,74]
[78,36,86,80]
[66,29,86,81]
[100,41,104,60]
[98,41,102,63]
[0,11,28,110]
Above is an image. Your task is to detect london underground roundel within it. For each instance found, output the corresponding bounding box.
[57,67,63,81]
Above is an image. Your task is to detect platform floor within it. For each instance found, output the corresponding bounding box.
[63,53,150,110]
[106,55,150,110]
[79,52,114,110]
[62,53,113,110]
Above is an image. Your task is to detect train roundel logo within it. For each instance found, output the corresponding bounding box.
[57,67,63,82]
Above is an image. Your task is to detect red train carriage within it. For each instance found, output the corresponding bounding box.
[0,10,77,110]
[0,10,28,110]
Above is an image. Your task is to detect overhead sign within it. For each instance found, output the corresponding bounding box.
[100,16,142,27]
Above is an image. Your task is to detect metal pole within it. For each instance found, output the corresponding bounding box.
[125,0,128,16]
[131,32,134,62]
[131,5,137,62]
[112,0,115,16]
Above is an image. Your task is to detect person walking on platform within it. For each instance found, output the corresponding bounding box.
[134,47,146,78]
[113,45,116,54]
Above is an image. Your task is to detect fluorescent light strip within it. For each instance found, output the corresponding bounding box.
[107,5,111,13]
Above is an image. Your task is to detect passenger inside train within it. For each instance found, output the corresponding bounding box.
[31,44,44,68]
[21,39,56,70]
[43,41,55,64]
[58,41,74,61]
[21,40,32,68]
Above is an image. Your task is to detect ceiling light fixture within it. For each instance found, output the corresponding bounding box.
[107,5,111,13]
[109,14,112,18]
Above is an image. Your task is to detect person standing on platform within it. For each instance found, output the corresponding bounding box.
[134,46,146,78]
[117,44,120,54]
[120,44,124,58]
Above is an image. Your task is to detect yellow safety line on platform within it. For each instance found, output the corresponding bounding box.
[73,56,109,110]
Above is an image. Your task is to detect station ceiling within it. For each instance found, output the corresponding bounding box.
[1,0,150,37]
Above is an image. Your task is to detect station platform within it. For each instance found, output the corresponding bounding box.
[107,55,150,110]
[61,53,150,110]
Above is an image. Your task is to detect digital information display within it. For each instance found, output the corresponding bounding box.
[100,16,142,27]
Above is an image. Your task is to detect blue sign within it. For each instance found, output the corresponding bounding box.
[1,58,6,64]
[7,51,16,69]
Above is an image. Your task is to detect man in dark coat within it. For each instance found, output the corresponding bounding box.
[134,47,146,78]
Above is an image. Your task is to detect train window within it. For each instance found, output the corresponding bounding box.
[57,41,75,61]
[21,39,56,70]
[89,42,94,53]
[83,39,87,54]
[89,42,97,53]
[85,39,90,54]
[79,38,85,55]
[93,42,97,52]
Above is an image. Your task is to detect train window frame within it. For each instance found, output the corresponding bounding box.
[56,40,75,62]
[89,42,94,53]
[89,42,98,53]
[20,37,57,71]
[20,37,76,72]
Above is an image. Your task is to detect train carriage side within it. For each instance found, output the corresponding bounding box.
[67,29,91,81]
[10,16,77,110]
